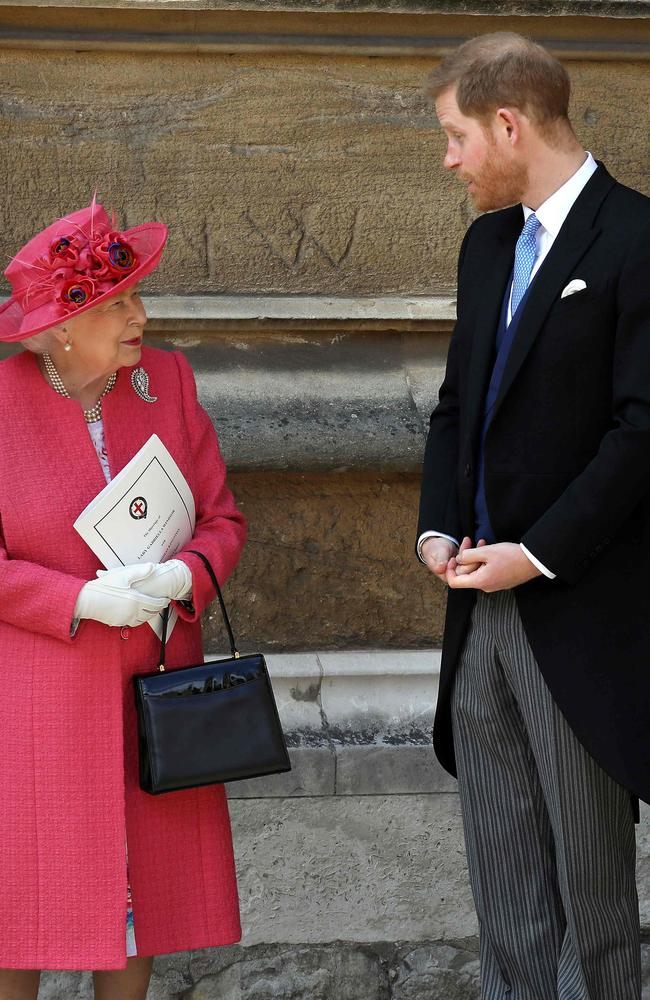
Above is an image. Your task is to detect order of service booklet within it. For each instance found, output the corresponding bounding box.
[74,434,196,639]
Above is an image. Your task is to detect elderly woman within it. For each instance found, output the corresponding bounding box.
[0,203,246,999]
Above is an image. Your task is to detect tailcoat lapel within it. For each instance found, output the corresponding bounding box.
[490,164,616,422]
[464,207,521,446]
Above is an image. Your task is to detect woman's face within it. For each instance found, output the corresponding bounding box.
[58,283,147,378]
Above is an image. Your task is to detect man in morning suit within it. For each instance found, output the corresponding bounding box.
[417,32,650,999]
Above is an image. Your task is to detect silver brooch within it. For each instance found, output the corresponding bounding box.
[131,367,158,404]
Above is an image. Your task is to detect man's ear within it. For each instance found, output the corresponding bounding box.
[495,107,522,146]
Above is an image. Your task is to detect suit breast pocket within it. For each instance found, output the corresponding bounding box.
[546,287,607,321]
[542,288,615,362]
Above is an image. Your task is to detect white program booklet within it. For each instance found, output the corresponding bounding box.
[74,434,196,639]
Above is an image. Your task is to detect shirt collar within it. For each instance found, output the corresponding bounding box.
[522,151,598,237]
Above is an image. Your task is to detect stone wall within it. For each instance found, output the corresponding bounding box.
[10,1,650,13]
[2,18,650,302]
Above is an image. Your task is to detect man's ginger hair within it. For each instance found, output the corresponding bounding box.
[426,32,572,138]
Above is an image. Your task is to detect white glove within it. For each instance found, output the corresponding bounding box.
[75,563,170,628]
[97,559,192,602]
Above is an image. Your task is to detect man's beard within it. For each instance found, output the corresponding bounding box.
[465,145,529,212]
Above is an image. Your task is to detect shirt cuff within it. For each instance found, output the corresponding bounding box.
[417,531,460,564]
[520,543,556,580]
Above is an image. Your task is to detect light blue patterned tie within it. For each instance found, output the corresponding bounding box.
[511,212,541,318]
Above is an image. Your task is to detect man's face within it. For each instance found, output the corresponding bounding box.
[435,88,528,211]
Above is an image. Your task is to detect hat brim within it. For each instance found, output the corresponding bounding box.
[0,222,168,343]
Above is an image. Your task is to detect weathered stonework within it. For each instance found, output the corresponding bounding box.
[223,472,447,650]
[2,36,650,300]
[7,1,650,13]
[33,940,650,999]
[37,942,481,1000]
[168,332,440,473]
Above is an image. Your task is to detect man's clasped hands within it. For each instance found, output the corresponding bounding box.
[421,536,542,592]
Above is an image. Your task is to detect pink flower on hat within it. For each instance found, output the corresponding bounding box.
[92,233,138,279]
[49,235,81,267]
[56,276,98,312]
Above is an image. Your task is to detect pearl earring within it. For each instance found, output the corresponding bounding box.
[64,341,72,352]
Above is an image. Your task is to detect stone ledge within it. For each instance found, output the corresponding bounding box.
[336,743,454,794]
[3,25,650,59]
[5,0,650,15]
[228,746,337,799]
[226,744,457,798]
[142,294,457,330]
[152,332,445,472]
[210,648,441,736]
[224,648,452,799]
[3,5,650,59]
[0,329,449,472]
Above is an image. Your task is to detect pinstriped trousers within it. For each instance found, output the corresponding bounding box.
[451,590,641,1000]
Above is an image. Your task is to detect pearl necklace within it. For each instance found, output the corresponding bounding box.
[43,353,117,424]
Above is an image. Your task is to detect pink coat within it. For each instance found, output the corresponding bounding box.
[0,346,247,969]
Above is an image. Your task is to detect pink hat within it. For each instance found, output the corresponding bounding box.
[0,201,168,342]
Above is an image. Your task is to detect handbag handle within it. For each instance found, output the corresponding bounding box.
[158,549,239,671]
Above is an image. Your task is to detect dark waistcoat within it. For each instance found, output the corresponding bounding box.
[474,272,535,542]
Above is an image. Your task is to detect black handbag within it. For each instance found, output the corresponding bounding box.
[133,549,291,795]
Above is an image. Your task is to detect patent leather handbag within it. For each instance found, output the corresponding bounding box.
[133,549,291,795]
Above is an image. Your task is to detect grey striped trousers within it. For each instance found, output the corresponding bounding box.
[451,590,640,1000]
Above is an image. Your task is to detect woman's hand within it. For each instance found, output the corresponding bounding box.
[97,559,192,602]
[76,563,169,627]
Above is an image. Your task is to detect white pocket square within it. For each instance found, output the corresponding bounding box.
[561,278,587,299]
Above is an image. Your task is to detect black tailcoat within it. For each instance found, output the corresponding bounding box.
[418,164,650,803]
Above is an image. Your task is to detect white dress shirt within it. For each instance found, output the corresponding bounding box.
[418,152,599,578]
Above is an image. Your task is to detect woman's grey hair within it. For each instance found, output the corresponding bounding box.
[21,330,59,355]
